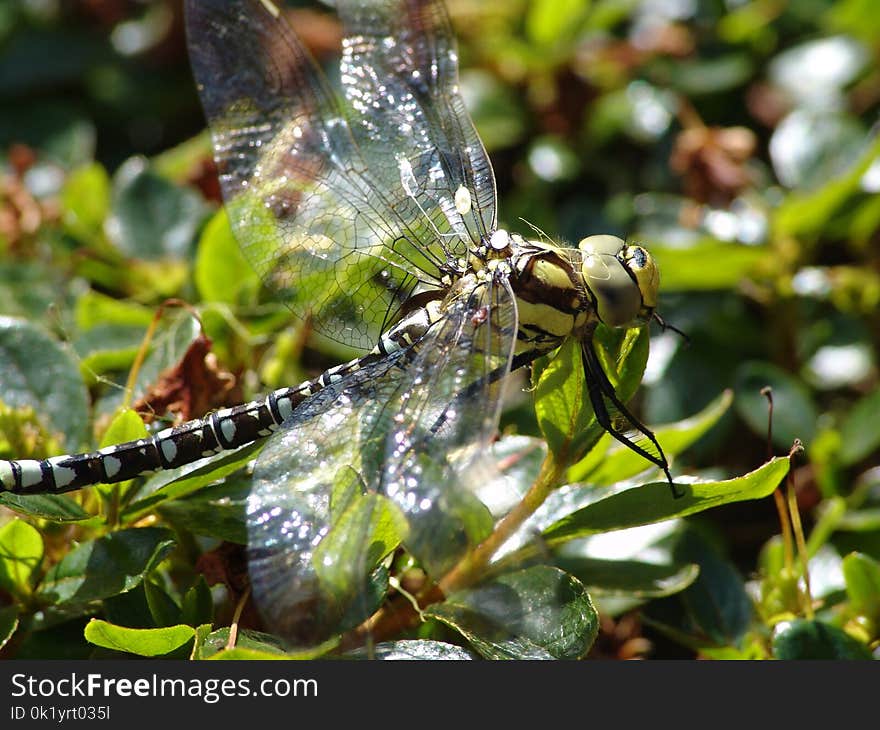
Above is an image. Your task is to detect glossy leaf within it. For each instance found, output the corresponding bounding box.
[424,566,598,660]
[156,476,249,544]
[123,442,261,523]
[107,156,207,260]
[555,556,699,599]
[772,619,873,659]
[312,494,407,607]
[534,337,590,460]
[37,527,175,606]
[195,628,295,659]
[672,528,753,646]
[0,317,89,452]
[144,579,182,628]
[543,457,790,545]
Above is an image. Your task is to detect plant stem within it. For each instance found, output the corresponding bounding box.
[438,453,562,594]
[343,451,565,650]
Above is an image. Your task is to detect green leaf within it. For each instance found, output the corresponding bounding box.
[671,528,753,646]
[572,389,733,485]
[144,579,181,628]
[542,457,790,545]
[554,556,699,599]
[424,566,598,660]
[92,409,150,500]
[0,605,19,650]
[534,326,648,467]
[0,493,91,523]
[526,0,588,47]
[13,617,92,660]
[38,527,175,606]
[772,619,873,659]
[102,584,159,629]
[60,162,110,245]
[0,260,71,323]
[0,317,89,451]
[734,361,817,447]
[199,628,336,660]
[75,290,154,331]
[195,209,260,305]
[181,575,214,628]
[648,240,765,292]
[345,640,475,660]
[534,337,590,460]
[84,619,195,657]
[107,156,207,260]
[842,552,880,622]
[0,518,44,599]
[99,408,149,449]
[664,54,754,95]
[156,476,249,544]
[839,389,880,466]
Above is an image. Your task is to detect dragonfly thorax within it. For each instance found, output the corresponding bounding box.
[505,232,659,352]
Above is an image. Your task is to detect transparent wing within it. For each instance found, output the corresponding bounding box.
[246,275,517,645]
[381,273,519,577]
[185,0,496,350]
[246,350,411,645]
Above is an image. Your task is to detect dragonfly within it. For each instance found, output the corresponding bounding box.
[0,0,674,645]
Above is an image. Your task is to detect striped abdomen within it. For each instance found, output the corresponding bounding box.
[0,304,438,495]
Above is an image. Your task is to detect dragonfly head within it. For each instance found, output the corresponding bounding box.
[578,235,659,328]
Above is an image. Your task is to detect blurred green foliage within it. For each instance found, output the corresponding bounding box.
[0,0,878,660]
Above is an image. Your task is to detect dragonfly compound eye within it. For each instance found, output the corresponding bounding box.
[623,244,660,313]
[579,235,642,327]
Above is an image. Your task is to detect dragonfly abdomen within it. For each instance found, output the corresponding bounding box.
[0,380,326,496]
[0,304,442,496]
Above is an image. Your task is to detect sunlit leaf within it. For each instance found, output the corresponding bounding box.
[195,208,260,305]
[84,619,195,657]
[543,457,790,545]
[0,518,43,598]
